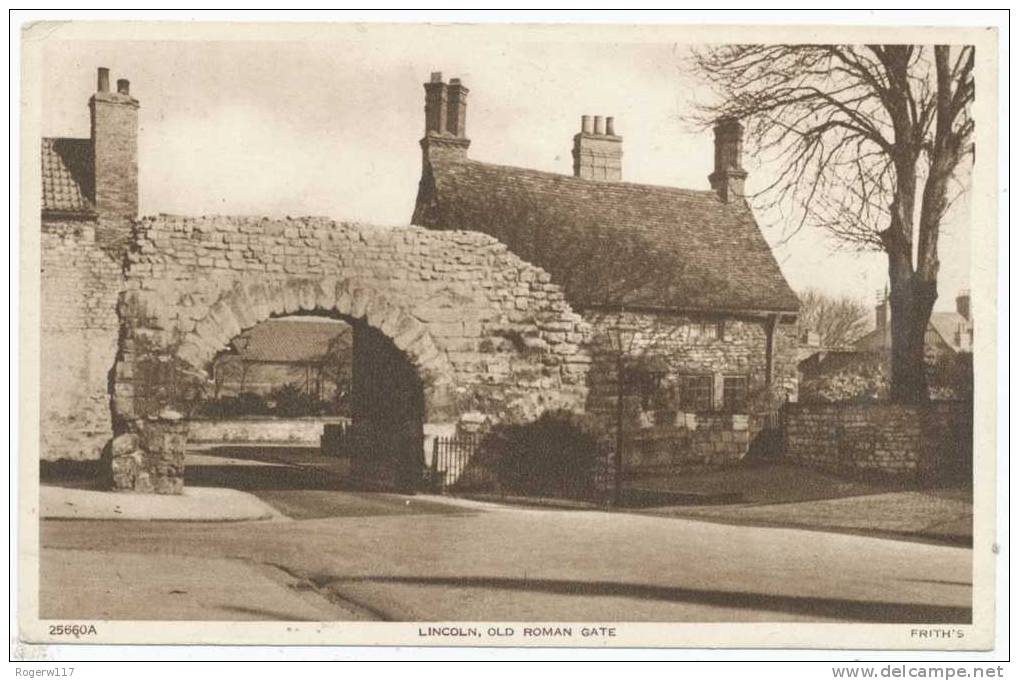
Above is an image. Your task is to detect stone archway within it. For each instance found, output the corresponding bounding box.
[106,216,593,494]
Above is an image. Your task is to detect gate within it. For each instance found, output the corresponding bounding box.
[747,407,786,461]
[430,433,486,492]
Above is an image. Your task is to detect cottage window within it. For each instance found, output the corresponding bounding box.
[624,366,667,411]
[723,375,749,412]
[690,321,724,341]
[679,375,713,412]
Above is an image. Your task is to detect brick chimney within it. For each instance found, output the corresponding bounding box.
[875,288,890,345]
[420,72,470,163]
[956,289,971,321]
[708,117,747,203]
[572,115,622,181]
[90,67,139,221]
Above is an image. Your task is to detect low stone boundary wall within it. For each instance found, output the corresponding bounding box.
[187,416,352,445]
[623,412,757,471]
[784,401,972,480]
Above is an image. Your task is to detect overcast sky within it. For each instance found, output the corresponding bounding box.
[39,28,971,313]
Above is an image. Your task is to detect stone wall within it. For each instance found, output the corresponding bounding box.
[40,221,123,461]
[118,216,590,421]
[111,215,592,492]
[784,401,972,480]
[187,416,352,445]
[623,413,757,472]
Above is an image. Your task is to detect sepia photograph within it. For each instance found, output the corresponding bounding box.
[14,16,1002,655]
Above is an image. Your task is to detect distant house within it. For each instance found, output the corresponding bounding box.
[798,290,973,402]
[411,73,800,428]
[213,318,352,401]
[855,290,973,359]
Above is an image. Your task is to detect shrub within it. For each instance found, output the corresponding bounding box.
[927,353,973,400]
[268,383,328,417]
[193,392,270,418]
[800,354,889,404]
[482,410,602,500]
[193,383,337,418]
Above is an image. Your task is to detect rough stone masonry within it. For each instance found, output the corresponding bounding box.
[108,215,592,492]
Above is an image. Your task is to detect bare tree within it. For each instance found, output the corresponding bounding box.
[688,44,974,403]
[797,288,870,348]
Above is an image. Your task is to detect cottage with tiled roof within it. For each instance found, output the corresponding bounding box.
[412,73,800,467]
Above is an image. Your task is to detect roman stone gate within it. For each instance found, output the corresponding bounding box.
[110,215,591,493]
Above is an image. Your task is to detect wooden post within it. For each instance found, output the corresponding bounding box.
[614,355,625,507]
[764,314,778,388]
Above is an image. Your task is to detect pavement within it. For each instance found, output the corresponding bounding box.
[40,484,283,522]
[627,462,928,505]
[40,548,370,621]
[645,490,973,545]
[625,462,973,544]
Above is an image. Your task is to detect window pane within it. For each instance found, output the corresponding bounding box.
[680,375,712,412]
[723,376,748,411]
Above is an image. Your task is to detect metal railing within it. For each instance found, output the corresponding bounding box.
[430,433,485,492]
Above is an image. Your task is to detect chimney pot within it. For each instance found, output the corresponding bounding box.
[97,67,110,92]
[606,117,615,136]
[573,115,623,181]
[445,77,469,138]
[116,79,130,95]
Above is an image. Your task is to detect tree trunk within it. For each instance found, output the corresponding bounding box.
[883,175,934,405]
[887,261,937,404]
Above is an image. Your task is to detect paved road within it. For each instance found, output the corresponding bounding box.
[40,484,972,623]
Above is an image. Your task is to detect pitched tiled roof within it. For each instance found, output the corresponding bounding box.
[41,138,95,216]
[414,159,799,314]
[853,327,886,353]
[854,311,973,354]
[929,311,973,353]
[232,319,352,364]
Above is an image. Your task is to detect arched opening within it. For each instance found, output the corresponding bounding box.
[111,278,457,494]
[188,312,427,494]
